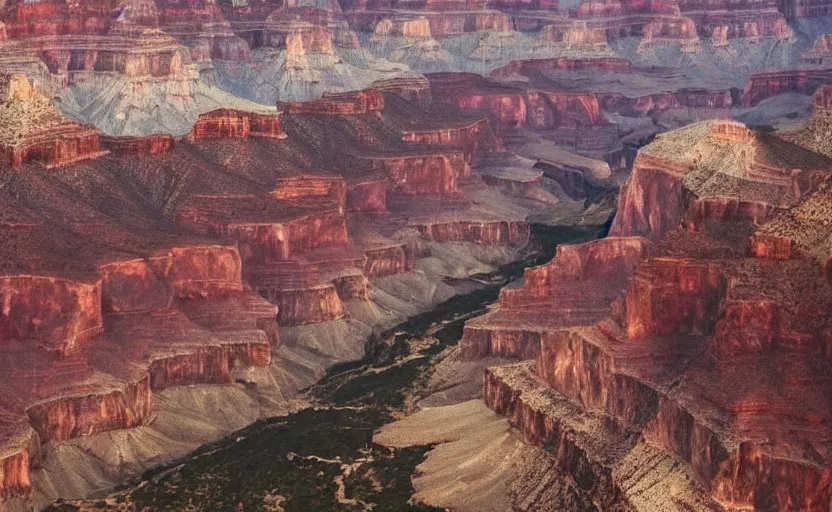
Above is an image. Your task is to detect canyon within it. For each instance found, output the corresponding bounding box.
[51,94,832,511]
[0,0,829,510]
[0,71,569,510]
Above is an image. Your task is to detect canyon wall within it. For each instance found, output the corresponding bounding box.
[474,119,832,511]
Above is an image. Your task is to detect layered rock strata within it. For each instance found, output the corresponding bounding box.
[0,89,541,504]
[468,118,832,511]
[0,74,107,170]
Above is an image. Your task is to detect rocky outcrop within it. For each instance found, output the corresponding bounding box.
[370,75,432,106]
[371,153,465,195]
[364,245,409,276]
[25,376,152,443]
[401,120,500,161]
[187,109,286,140]
[742,69,832,107]
[0,0,125,46]
[415,220,529,245]
[0,123,105,170]
[625,258,727,339]
[347,179,388,212]
[459,236,650,358]
[0,276,103,357]
[639,16,699,52]
[262,284,347,325]
[156,0,252,64]
[148,342,271,390]
[0,74,107,170]
[280,90,385,115]
[97,245,245,313]
[609,155,690,238]
[0,430,38,499]
[482,363,722,511]
[427,73,526,131]
[274,176,348,207]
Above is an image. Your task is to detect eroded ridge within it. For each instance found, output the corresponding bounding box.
[467,116,832,511]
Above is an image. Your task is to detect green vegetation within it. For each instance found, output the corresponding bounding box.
[45,224,606,512]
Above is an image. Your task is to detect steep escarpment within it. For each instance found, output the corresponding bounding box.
[464,118,832,511]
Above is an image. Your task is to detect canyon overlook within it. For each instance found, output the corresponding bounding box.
[0,0,829,509]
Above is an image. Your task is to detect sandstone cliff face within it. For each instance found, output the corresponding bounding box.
[625,259,727,339]
[263,284,347,325]
[535,329,660,426]
[369,75,432,106]
[26,376,153,443]
[609,155,691,238]
[347,179,388,212]
[460,236,651,359]
[527,91,607,130]
[401,120,499,162]
[97,245,244,313]
[426,74,527,130]
[274,176,348,207]
[0,430,38,499]
[1,0,114,40]
[376,154,462,195]
[502,237,651,304]
[188,109,286,140]
[482,364,644,511]
[363,245,409,276]
[684,197,774,231]
[0,276,103,357]
[5,242,277,451]
[149,342,270,389]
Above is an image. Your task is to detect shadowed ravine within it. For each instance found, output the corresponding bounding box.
[44,223,607,512]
